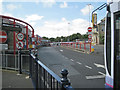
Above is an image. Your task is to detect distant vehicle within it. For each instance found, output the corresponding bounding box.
[105,0,120,89]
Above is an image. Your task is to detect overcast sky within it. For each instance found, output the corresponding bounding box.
[0,0,106,38]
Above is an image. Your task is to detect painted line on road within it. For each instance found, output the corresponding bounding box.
[65,57,68,59]
[73,49,85,53]
[86,75,105,80]
[60,49,63,52]
[85,65,92,69]
[98,72,105,76]
[76,62,82,65]
[70,59,74,62]
[94,63,105,69]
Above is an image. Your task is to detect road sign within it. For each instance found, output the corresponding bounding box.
[16,41,24,49]
[88,27,92,32]
[88,39,92,43]
[88,34,92,39]
[17,33,24,41]
[0,31,7,43]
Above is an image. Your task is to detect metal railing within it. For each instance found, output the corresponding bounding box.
[1,51,29,73]
[29,52,73,90]
[1,50,73,90]
[61,42,91,53]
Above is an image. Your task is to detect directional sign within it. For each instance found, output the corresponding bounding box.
[88,27,92,32]
[0,31,7,43]
[17,33,24,41]
[16,41,24,49]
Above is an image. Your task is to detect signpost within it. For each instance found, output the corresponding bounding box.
[16,41,24,49]
[0,31,7,43]
[88,27,92,52]
[88,27,92,43]
[17,32,24,41]
[88,27,92,32]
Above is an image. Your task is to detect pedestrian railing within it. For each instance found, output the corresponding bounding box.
[1,51,29,73]
[61,42,92,53]
[1,50,73,90]
[29,52,73,90]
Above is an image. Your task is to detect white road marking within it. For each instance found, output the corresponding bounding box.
[76,62,82,65]
[70,59,74,61]
[25,76,29,79]
[74,50,85,53]
[86,75,105,79]
[60,50,63,52]
[85,65,92,69]
[94,63,105,69]
[65,57,68,59]
[98,72,105,76]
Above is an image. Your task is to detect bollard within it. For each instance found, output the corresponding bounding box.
[61,69,71,89]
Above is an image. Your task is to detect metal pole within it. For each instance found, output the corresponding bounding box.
[19,49,22,74]
[88,4,91,26]
[35,54,38,89]
[68,22,70,42]
[26,26,28,50]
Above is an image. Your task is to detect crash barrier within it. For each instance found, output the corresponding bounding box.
[1,50,73,90]
[61,42,92,53]
[29,52,73,89]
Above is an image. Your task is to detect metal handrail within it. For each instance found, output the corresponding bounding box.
[30,53,73,90]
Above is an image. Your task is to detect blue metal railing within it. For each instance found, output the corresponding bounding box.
[29,52,73,90]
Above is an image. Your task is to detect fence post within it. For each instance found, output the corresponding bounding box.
[90,43,91,52]
[61,69,71,89]
[18,49,22,74]
[35,53,38,89]
[84,43,86,50]
[29,49,32,77]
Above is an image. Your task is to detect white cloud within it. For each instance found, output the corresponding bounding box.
[25,14,44,22]
[6,4,18,11]
[34,18,89,38]
[0,0,2,14]
[2,12,13,17]
[61,17,67,22]
[60,1,68,8]
[40,0,56,7]
[81,5,94,15]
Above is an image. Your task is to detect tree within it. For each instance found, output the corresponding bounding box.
[42,36,48,40]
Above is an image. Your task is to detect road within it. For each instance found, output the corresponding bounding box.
[37,45,105,88]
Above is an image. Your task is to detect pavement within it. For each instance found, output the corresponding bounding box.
[2,69,33,89]
[37,45,105,88]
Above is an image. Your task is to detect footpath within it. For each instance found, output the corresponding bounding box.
[2,69,33,89]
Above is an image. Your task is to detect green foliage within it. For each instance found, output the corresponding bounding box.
[42,33,88,42]
[99,34,104,44]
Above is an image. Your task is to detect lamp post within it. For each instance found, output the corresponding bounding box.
[87,4,91,26]
[68,22,70,42]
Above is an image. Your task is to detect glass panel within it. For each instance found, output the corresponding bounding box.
[106,11,111,75]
